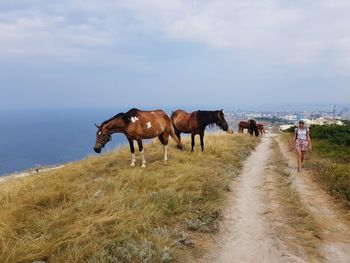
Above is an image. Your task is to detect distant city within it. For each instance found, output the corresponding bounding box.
[225,105,350,127]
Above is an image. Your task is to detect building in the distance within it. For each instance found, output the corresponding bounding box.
[342,112,350,121]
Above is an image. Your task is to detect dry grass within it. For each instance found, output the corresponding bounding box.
[264,139,321,262]
[0,133,259,263]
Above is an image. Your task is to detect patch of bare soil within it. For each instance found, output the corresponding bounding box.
[206,138,304,263]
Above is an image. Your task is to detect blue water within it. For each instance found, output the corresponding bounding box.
[0,108,129,176]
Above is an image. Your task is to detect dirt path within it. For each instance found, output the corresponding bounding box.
[208,137,302,263]
[277,136,350,263]
[203,135,350,263]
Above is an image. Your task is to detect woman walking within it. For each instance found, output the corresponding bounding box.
[294,120,312,172]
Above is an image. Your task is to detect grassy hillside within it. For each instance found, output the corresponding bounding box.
[0,133,259,263]
[282,124,350,204]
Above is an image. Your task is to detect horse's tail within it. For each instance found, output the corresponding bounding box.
[170,111,176,125]
[164,111,182,150]
[169,125,183,150]
[238,122,243,133]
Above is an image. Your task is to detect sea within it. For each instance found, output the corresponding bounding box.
[0,108,240,176]
[0,108,129,176]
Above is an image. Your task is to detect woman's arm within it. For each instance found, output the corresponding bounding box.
[294,128,298,141]
[307,128,312,150]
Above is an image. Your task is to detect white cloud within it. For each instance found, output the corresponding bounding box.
[0,0,350,75]
[0,9,111,61]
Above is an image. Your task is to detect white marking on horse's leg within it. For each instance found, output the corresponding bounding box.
[130,153,136,167]
[140,150,146,168]
[163,145,168,164]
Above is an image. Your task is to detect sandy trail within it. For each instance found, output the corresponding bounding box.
[209,137,301,263]
[277,136,350,263]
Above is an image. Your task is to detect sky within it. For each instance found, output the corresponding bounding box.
[0,0,350,111]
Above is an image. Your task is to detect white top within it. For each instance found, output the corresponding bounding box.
[295,127,309,141]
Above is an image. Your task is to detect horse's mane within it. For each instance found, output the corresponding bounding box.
[196,110,219,128]
[101,113,125,127]
[248,119,257,125]
[100,108,140,127]
[124,108,140,120]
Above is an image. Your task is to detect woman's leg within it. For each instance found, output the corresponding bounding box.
[301,151,305,166]
[296,148,302,172]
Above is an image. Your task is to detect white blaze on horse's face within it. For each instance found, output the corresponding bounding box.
[130,116,139,123]
[146,121,152,129]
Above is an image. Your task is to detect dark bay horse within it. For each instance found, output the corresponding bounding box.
[257,123,266,135]
[171,110,229,151]
[248,119,259,137]
[94,108,182,168]
[238,120,259,136]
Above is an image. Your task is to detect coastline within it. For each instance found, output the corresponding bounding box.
[0,165,65,183]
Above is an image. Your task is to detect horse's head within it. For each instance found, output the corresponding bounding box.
[94,124,112,153]
[216,110,229,131]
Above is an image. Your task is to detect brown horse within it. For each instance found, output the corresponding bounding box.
[238,120,259,136]
[94,108,182,168]
[238,121,249,133]
[257,123,265,135]
[171,110,229,151]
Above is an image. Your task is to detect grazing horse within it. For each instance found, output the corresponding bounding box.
[94,108,182,168]
[257,123,265,135]
[238,121,249,133]
[171,110,229,151]
[248,119,259,137]
[238,120,260,137]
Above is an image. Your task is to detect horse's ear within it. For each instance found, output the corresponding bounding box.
[95,124,100,129]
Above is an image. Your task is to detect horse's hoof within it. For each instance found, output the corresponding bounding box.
[141,164,146,168]
[130,163,135,167]
[164,161,167,165]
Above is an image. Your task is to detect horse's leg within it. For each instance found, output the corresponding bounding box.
[159,133,169,164]
[191,133,195,152]
[199,130,205,151]
[128,138,136,167]
[158,133,166,164]
[255,127,259,137]
[137,139,146,168]
[164,144,168,163]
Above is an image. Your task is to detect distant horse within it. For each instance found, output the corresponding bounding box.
[171,110,229,151]
[94,108,182,168]
[238,121,249,133]
[257,123,265,135]
[248,119,259,137]
[238,120,260,137]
